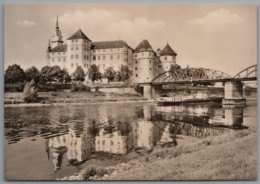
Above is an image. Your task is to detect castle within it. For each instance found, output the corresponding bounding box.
[47,16,178,83]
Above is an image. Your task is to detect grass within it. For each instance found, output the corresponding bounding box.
[4,91,146,105]
[59,128,256,181]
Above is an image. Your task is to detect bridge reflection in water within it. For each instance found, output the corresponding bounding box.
[44,104,247,172]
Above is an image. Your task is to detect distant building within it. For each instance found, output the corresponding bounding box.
[47,16,178,83]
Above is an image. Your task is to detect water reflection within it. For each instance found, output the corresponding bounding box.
[5,102,248,175]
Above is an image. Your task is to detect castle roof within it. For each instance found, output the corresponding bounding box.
[50,44,67,53]
[67,29,91,41]
[160,43,177,56]
[92,40,133,50]
[134,40,154,52]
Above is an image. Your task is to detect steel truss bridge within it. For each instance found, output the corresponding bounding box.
[147,64,257,86]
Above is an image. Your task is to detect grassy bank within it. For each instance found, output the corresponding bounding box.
[59,129,256,181]
[4,91,147,105]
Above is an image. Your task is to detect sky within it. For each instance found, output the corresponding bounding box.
[4,4,256,76]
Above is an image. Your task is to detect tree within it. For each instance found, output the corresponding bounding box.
[72,66,85,82]
[25,66,40,82]
[40,65,62,83]
[88,64,102,83]
[103,67,116,82]
[40,65,52,83]
[58,69,71,83]
[116,65,130,81]
[49,65,62,81]
[169,64,181,72]
[23,79,39,103]
[4,64,26,83]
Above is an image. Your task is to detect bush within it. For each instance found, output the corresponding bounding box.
[71,82,90,92]
[133,85,143,95]
[23,80,39,103]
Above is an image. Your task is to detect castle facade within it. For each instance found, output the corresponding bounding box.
[47,16,178,83]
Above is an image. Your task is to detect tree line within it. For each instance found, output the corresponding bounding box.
[4,64,130,84]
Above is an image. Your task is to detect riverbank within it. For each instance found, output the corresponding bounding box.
[58,128,256,180]
[4,91,149,106]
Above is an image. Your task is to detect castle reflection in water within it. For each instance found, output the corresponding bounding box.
[45,104,247,172]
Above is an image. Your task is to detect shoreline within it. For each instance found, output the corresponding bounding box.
[4,99,154,107]
[57,129,256,181]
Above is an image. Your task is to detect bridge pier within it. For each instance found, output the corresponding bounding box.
[222,81,246,106]
[143,84,162,99]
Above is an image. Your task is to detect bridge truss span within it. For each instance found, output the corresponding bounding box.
[151,68,232,83]
[233,64,257,79]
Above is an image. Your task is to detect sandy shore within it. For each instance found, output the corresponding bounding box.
[58,129,256,181]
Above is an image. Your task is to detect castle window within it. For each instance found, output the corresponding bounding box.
[93,56,96,60]
[63,58,66,62]
[98,56,100,60]
[117,55,120,59]
[149,52,151,56]
[110,55,113,60]
[84,55,86,60]
[87,56,89,60]
[75,47,78,50]
[71,63,74,67]
[111,141,114,145]
[84,47,86,51]
[103,55,106,60]
[71,47,74,51]
[149,60,152,63]
[84,40,86,43]
[135,67,137,70]
[165,56,167,60]
[76,55,78,59]
[135,54,137,58]
[150,67,151,71]
[172,56,175,60]
[72,40,74,43]
[135,60,138,64]
[75,40,78,42]
[136,74,138,77]
[71,55,74,59]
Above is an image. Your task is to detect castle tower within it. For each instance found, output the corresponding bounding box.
[160,43,177,71]
[66,29,92,74]
[50,16,64,49]
[132,40,159,83]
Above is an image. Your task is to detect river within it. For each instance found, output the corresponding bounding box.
[4,99,256,180]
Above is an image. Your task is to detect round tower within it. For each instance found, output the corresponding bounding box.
[133,40,158,83]
[160,43,177,71]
